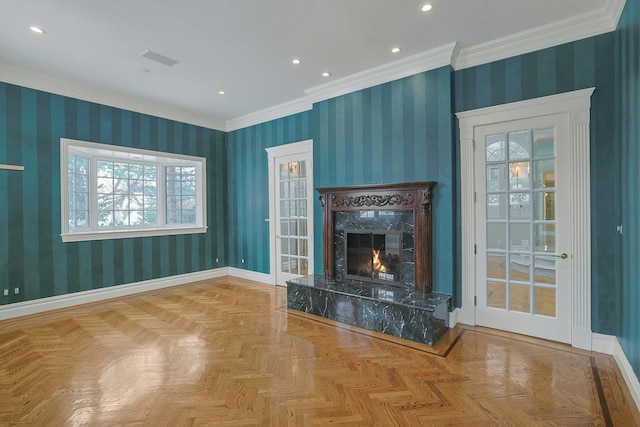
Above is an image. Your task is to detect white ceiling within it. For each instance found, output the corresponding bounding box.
[0,0,622,130]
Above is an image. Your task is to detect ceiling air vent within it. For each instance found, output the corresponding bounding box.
[140,49,179,67]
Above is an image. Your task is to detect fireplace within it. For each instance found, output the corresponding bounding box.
[345,229,402,285]
[286,181,451,346]
[318,182,435,293]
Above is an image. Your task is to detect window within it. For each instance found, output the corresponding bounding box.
[61,138,207,242]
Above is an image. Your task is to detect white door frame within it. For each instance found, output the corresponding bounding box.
[265,139,314,285]
[456,88,594,350]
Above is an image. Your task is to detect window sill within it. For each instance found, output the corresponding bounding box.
[61,226,208,242]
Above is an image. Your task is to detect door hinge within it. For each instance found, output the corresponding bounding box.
[474,296,477,306]
[474,192,477,203]
[474,244,477,255]
[472,139,476,150]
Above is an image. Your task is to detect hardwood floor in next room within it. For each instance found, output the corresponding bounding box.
[0,277,638,426]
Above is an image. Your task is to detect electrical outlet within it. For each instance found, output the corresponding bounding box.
[14,287,20,295]
[216,257,219,263]
[2,288,8,297]
[241,258,245,264]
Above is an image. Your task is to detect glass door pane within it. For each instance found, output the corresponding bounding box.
[278,160,309,277]
[484,128,557,317]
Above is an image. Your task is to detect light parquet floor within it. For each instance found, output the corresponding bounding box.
[0,277,638,426]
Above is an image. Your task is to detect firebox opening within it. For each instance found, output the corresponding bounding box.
[345,230,402,285]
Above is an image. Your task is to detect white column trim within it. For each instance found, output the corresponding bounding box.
[569,108,593,350]
[458,125,476,326]
[456,88,595,349]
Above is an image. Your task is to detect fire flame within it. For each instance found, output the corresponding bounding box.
[372,247,386,273]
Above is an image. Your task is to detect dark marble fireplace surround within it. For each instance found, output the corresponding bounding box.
[287,182,451,346]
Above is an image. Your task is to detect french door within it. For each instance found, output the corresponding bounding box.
[474,114,572,343]
[266,140,314,286]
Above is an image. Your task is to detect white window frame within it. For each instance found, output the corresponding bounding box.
[60,138,207,242]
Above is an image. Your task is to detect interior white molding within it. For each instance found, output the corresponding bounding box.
[235,0,622,131]
[227,267,273,286]
[453,0,627,70]
[448,308,460,329]
[0,267,229,321]
[0,62,227,131]
[456,87,595,350]
[226,96,312,132]
[305,42,458,105]
[457,123,477,327]
[569,108,593,350]
[1,267,636,412]
[593,332,640,413]
[612,336,640,412]
[1,1,624,132]
[592,332,618,355]
[608,0,630,31]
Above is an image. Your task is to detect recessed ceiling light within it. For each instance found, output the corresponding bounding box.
[421,4,433,12]
[322,72,331,77]
[391,47,401,54]
[292,58,301,65]
[29,26,46,34]
[218,90,226,95]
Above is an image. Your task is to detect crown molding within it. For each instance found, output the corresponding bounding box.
[0,63,227,131]
[227,43,458,132]
[236,0,624,125]
[608,0,628,30]
[453,0,626,70]
[1,1,625,132]
[305,42,458,105]
[226,96,312,132]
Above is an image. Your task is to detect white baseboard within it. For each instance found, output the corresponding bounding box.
[612,337,640,413]
[3,273,638,415]
[592,333,618,355]
[0,268,229,321]
[446,323,638,412]
[0,267,276,322]
[449,308,460,328]
[591,333,640,413]
[227,267,274,285]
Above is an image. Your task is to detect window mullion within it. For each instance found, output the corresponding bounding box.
[158,163,166,227]
[90,156,98,232]
[196,163,203,225]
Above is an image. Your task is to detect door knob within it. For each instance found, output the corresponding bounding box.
[553,252,568,259]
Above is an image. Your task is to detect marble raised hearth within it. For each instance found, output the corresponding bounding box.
[287,275,451,346]
[287,182,451,346]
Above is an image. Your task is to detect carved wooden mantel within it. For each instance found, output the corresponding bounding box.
[317,182,435,293]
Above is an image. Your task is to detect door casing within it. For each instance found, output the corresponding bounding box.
[456,88,594,350]
[266,139,314,286]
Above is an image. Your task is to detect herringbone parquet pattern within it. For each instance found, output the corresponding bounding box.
[0,277,638,426]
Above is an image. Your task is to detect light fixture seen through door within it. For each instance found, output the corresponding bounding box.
[288,161,298,174]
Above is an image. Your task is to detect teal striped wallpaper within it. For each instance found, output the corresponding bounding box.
[0,82,227,304]
[226,112,311,272]
[2,10,638,384]
[615,0,640,380]
[313,67,456,294]
[454,34,619,334]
